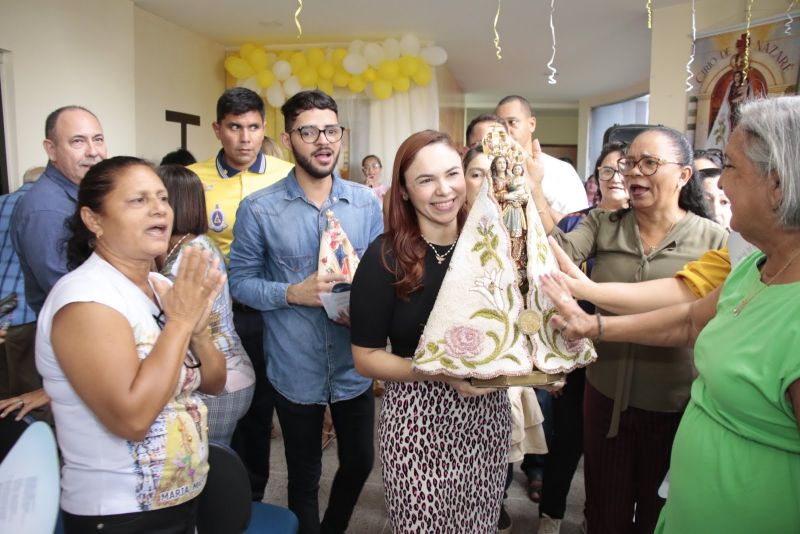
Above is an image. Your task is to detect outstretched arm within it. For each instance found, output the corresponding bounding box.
[548,237,698,314]
[540,272,721,349]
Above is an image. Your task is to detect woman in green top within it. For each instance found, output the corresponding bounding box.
[540,96,800,533]
[528,126,727,532]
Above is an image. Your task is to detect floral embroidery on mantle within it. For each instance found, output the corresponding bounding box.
[411,177,596,378]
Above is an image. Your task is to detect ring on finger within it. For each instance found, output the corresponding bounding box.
[18,399,24,407]
[560,294,570,303]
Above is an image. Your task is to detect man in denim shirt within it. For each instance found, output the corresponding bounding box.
[229,90,382,534]
[12,106,106,313]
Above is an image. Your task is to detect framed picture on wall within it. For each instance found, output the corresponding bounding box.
[686,15,799,150]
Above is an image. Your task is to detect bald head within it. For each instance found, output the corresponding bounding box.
[43,107,107,184]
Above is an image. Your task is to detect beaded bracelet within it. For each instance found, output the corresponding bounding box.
[594,313,604,341]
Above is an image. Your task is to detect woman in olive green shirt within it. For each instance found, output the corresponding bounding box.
[528,126,727,533]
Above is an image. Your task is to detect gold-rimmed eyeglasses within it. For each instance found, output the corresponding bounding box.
[617,156,683,177]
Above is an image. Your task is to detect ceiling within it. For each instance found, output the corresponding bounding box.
[134,0,687,108]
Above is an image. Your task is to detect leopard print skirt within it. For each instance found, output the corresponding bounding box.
[379,380,511,533]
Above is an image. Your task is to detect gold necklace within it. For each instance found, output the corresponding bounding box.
[732,249,800,316]
[640,219,677,255]
[421,234,458,264]
[167,234,191,259]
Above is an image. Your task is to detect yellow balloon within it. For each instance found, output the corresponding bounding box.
[348,76,367,94]
[399,55,420,77]
[378,60,400,81]
[318,62,335,80]
[298,65,318,87]
[412,63,433,86]
[248,47,269,71]
[307,48,326,68]
[363,67,377,82]
[278,50,293,61]
[289,51,307,73]
[373,79,393,100]
[239,43,257,60]
[318,79,335,95]
[225,56,255,80]
[392,76,410,92]
[256,69,276,88]
[332,69,351,88]
[332,47,348,66]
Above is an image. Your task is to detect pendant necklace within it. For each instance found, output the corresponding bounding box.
[641,219,677,255]
[421,234,458,264]
[732,248,800,316]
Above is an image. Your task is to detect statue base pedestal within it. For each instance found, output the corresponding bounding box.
[471,371,565,388]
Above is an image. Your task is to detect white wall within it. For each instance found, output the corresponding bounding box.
[133,7,225,164]
[0,0,136,189]
[0,0,227,190]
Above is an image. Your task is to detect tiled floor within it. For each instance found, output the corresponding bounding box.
[264,398,586,533]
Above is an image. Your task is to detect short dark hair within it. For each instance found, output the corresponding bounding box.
[157,164,208,236]
[281,90,338,131]
[45,105,98,141]
[496,95,534,117]
[462,145,484,170]
[593,141,627,202]
[66,156,152,269]
[160,148,197,166]
[216,87,265,123]
[465,113,506,146]
[361,154,381,168]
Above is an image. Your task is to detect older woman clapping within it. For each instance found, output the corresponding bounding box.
[36,157,226,533]
[541,97,800,533]
[529,126,727,532]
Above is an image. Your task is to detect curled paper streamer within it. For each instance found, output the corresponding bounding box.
[787,1,796,35]
[743,0,754,77]
[685,0,696,92]
[493,0,503,60]
[294,0,303,40]
[546,0,558,85]
[647,0,653,29]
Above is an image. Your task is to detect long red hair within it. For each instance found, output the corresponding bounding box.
[382,130,467,300]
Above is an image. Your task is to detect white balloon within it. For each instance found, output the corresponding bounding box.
[237,76,261,94]
[342,54,368,75]
[400,33,421,56]
[349,39,365,55]
[363,42,385,68]
[283,75,302,97]
[421,46,448,66]
[383,38,401,60]
[272,60,292,81]
[266,83,286,108]
[266,51,278,65]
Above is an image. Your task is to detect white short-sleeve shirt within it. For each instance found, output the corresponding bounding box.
[36,253,208,515]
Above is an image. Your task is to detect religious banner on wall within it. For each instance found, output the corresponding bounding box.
[686,17,799,150]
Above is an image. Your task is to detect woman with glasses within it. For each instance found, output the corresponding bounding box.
[528,126,726,533]
[156,164,255,446]
[540,96,800,534]
[533,141,630,533]
[694,148,731,229]
[361,154,387,202]
[36,157,226,533]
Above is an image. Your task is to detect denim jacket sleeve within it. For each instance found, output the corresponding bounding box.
[228,196,291,311]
